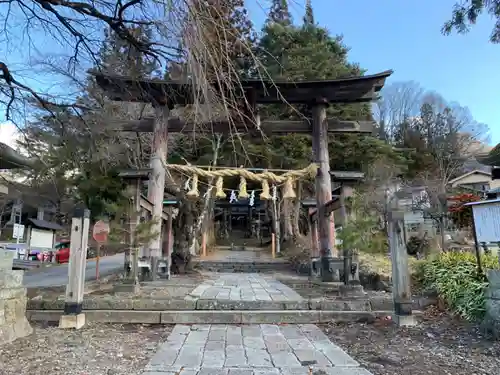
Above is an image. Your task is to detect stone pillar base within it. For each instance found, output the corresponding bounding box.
[339,284,365,297]
[113,281,140,294]
[59,313,86,329]
[0,317,33,345]
[393,314,417,327]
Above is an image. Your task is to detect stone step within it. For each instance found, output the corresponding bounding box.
[141,366,372,375]
[27,309,416,324]
[193,261,292,273]
[27,298,373,311]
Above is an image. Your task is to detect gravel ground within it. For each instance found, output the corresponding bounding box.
[320,307,500,375]
[0,323,172,375]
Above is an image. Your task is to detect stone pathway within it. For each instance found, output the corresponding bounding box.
[142,324,372,375]
[186,274,303,302]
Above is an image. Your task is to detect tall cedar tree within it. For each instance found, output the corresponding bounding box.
[255,2,403,173]
[303,0,314,26]
[267,0,292,25]
[443,0,500,43]
[188,0,257,81]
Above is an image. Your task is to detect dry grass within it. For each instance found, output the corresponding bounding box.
[357,251,419,278]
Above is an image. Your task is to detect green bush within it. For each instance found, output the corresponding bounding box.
[416,252,500,321]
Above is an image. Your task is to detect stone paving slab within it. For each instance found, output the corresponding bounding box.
[186,274,304,302]
[141,324,372,375]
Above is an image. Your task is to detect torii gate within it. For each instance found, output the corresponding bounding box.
[92,70,392,281]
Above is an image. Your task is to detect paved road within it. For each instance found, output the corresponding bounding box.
[23,253,124,288]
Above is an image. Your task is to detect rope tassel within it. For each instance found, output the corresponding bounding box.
[282,177,296,199]
[238,176,249,199]
[186,174,200,200]
[260,179,271,200]
[215,176,226,199]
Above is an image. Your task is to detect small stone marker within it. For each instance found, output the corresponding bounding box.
[0,249,14,271]
[0,249,32,344]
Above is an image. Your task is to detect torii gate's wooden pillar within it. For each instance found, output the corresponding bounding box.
[312,103,336,282]
[147,104,170,280]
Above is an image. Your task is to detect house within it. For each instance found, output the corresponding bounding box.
[393,185,435,237]
[448,169,498,192]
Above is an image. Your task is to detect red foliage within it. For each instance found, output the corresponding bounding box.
[447,193,481,228]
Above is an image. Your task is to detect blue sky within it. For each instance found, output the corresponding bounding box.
[2,0,499,145]
[248,0,500,144]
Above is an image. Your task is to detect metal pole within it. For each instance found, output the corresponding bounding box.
[470,207,483,275]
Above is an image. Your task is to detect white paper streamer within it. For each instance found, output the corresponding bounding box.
[203,186,213,198]
[229,190,238,203]
[272,185,278,201]
[184,177,191,191]
[249,190,255,207]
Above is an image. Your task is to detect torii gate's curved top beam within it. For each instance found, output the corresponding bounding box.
[90,70,393,105]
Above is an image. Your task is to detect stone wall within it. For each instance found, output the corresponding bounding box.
[0,250,32,345]
[483,270,500,338]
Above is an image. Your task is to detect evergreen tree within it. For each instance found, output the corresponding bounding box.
[188,0,257,80]
[254,20,401,174]
[443,0,500,43]
[267,0,292,25]
[303,0,315,27]
[98,25,159,78]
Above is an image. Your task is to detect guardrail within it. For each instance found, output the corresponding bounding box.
[12,259,42,270]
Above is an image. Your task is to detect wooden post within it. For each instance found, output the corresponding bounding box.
[388,206,416,326]
[339,183,350,285]
[312,103,336,282]
[308,207,320,278]
[59,207,90,329]
[128,179,141,284]
[95,243,101,280]
[202,233,207,257]
[271,232,276,259]
[164,207,173,278]
[308,208,319,258]
[272,192,281,255]
[147,104,169,280]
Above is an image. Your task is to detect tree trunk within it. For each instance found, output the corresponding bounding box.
[282,199,293,242]
[195,135,222,247]
[440,218,446,252]
[271,196,281,255]
[172,200,196,274]
[291,182,302,239]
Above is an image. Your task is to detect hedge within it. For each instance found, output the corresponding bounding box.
[416,252,500,321]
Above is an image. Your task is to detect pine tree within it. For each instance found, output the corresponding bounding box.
[303,0,314,26]
[267,0,292,25]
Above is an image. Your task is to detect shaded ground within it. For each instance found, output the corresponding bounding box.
[320,307,500,375]
[0,323,173,375]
